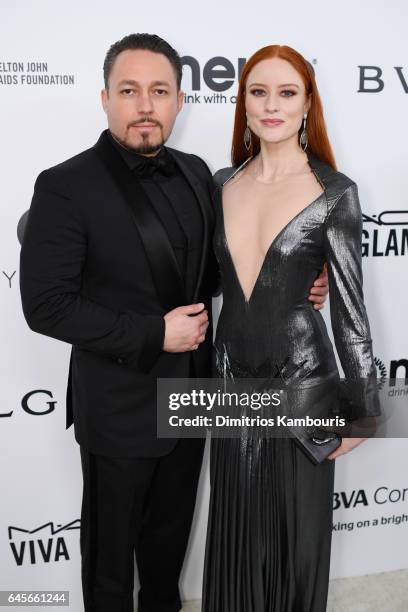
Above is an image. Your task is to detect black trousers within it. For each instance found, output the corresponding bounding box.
[80,438,205,612]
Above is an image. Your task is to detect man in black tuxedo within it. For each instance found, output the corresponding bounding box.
[20,33,328,612]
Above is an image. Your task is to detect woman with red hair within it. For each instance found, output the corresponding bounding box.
[202,45,379,611]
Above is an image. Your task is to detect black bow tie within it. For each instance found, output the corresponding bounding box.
[132,149,177,179]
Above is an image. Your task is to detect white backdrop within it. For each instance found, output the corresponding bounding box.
[1,0,407,609]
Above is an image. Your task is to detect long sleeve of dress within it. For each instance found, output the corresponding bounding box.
[323,182,380,418]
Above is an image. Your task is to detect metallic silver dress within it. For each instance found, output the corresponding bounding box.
[202,154,379,612]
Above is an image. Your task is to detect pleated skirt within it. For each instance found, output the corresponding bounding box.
[202,436,335,612]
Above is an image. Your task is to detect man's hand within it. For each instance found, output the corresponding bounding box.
[163,303,209,353]
[308,263,329,310]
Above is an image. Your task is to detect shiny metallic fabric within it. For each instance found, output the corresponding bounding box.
[202,154,379,611]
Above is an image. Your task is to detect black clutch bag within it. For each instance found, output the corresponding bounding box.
[283,377,345,464]
[292,428,342,465]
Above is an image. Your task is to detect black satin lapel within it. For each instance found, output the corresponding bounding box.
[94,132,185,310]
[168,151,212,301]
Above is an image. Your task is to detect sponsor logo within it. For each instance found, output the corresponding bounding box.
[0,390,57,419]
[377,358,408,387]
[0,61,75,86]
[8,520,80,566]
[362,210,408,257]
[333,487,408,532]
[358,65,408,93]
[181,55,246,104]
[333,486,408,511]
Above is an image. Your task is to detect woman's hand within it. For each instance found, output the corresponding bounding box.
[327,437,367,460]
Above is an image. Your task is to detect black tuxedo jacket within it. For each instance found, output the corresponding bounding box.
[20,131,218,457]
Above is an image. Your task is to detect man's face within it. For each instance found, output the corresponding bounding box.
[101,49,184,155]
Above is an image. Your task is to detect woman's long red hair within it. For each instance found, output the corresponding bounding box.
[232,45,336,170]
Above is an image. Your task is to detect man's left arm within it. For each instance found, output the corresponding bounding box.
[308,263,329,310]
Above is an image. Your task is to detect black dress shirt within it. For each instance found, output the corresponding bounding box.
[107,131,203,303]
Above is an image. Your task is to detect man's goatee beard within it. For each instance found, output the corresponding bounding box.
[129,140,165,155]
[112,130,165,156]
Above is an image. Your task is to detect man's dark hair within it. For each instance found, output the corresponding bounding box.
[103,33,182,90]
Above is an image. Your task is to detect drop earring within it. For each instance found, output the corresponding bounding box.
[244,124,252,151]
[299,112,308,151]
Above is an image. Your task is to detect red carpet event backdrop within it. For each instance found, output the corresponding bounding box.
[1,1,407,609]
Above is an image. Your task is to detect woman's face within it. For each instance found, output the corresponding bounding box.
[245,57,310,147]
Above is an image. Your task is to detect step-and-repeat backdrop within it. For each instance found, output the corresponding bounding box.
[1,0,407,609]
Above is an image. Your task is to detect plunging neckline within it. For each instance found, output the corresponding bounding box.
[219,162,326,305]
